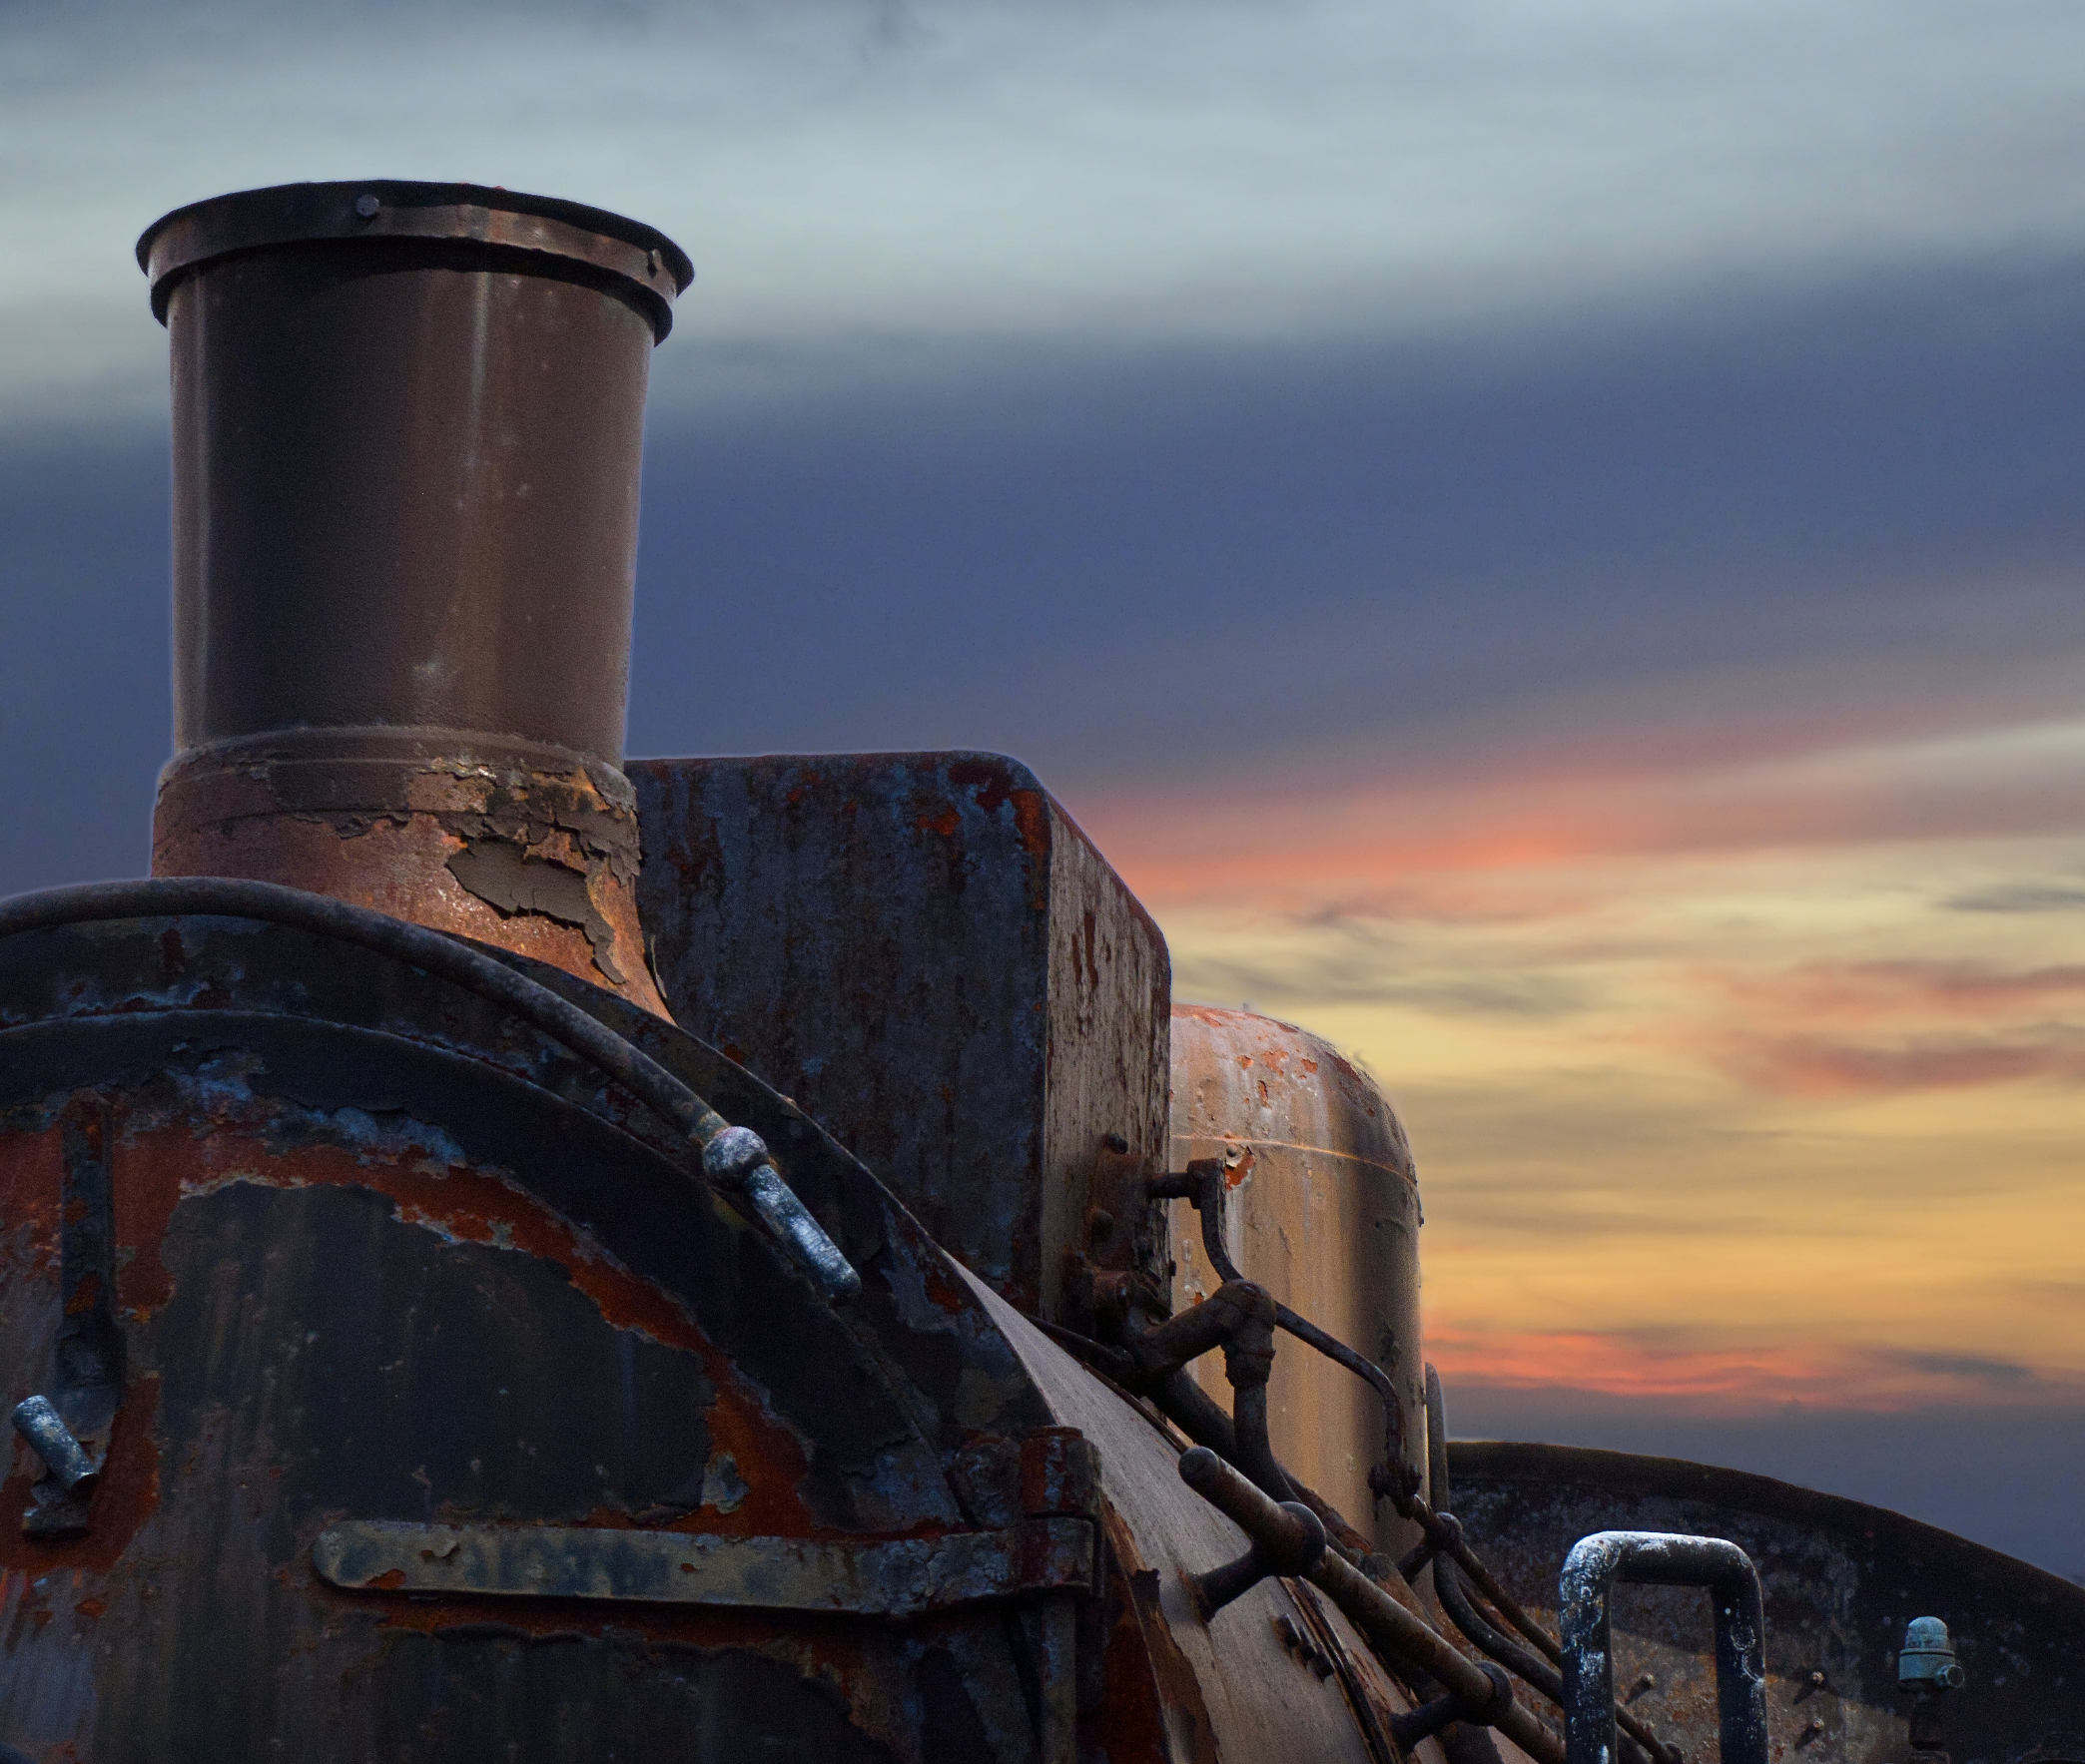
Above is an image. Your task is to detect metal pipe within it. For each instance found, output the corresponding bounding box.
[1559,1532,1767,1764]
[1119,1282,1295,1502]
[1154,1162,1419,1500]
[1426,1370,1675,1764]
[0,879,859,1303]
[1173,1455,1326,1618]
[1155,1168,1594,1733]
[1177,1448,1566,1764]
[1149,1373,1380,1563]
[1391,1666,1514,1749]
[136,181,693,1012]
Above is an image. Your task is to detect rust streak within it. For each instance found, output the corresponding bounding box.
[105,1119,818,1535]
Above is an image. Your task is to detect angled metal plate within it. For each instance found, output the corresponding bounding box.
[314,1517,1097,1618]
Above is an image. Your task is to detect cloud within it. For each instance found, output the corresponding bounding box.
[1713,1031,2085,1098]
[1689,960,2085,1095]
[11,0,2085,431]
[1946,882,2085,913]
[1428,1325,2071,1410]
[1173,923,1596,1020]
[1892,1351,2039,1392]
[1709,958,2085,1023]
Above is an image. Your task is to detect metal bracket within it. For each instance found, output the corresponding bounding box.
[1390,1662,1515,1747]
[1560,1530,1768,1764]
[1177,1446,1326,1619]
[314,1515,1097,1617]
[16,1099,125,1537]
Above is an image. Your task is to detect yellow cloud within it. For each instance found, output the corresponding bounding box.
[1081,719,2085,1411]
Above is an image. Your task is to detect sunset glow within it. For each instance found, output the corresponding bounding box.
[1087,708,2085,1417]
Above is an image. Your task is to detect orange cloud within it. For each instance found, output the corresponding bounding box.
[1709,1030,2085,1097]
[1706,959,2085,1025]
[1685,960,2085,1095]
[1082,713,2085,909]
[1425,1325,2075,1413]
[1113,707,2085,1408]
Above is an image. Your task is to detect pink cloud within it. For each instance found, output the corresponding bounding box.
[1425,1323,2076,1413]
[1686,961,2085,1095]
[1711,1030,2085,1097]
[1075,712,2085,909]
[1708,959,2085,1024]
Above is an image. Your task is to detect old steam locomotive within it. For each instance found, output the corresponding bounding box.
[0,182,2079,1763]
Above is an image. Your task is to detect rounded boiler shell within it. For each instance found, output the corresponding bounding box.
[1167,1004,1426,1556]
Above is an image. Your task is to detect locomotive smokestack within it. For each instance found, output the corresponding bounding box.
[136,181,691,1013]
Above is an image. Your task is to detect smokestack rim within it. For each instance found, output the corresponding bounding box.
[137,179,693,339]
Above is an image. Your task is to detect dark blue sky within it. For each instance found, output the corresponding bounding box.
[10,247,2084,893]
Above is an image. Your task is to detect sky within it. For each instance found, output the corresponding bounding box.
[3,0,2085,1573]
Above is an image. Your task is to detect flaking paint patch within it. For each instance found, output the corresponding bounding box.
[80,1111,824,1539]
[445,841,627,986]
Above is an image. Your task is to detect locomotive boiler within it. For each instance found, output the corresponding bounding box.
[0,180,2079,1763]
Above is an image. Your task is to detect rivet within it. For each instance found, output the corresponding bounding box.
[354,194,381,219]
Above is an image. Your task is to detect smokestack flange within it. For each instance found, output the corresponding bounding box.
[139,181,692,1013]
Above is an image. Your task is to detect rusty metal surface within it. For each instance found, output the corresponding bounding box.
[0,912,1088,1761]
[632,752,1173,1321]
[1167,1005,1424,1556]
[153,732,664,1011]
[313,1516,1096,1613]
[965,1267,1459,1764]
[142,181,680,1013]
[1447,1442,2085,1764]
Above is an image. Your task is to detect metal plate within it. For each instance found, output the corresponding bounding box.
[315,1517,1097,1616]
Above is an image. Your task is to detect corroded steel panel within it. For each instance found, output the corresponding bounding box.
[631,752,1172,1320]
[1167,1005,1424,1557]
[1448,1442,2085,1763]
[154,733,664,1012]
[0,915,1077,1762]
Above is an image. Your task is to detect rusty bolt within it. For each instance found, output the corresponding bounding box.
[354,193,380,218]
[1807,1668,1828,1691]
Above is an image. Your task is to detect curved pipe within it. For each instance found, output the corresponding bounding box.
[1154,1162,1418,1498]
[1426,1371,1675,1764]
[1560,1532,1767,1764]
[0,878,860,1302]
[1119,1286,1295,1502]
[1149,1370,1377,1562]
[1177,1448,1566,1764]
